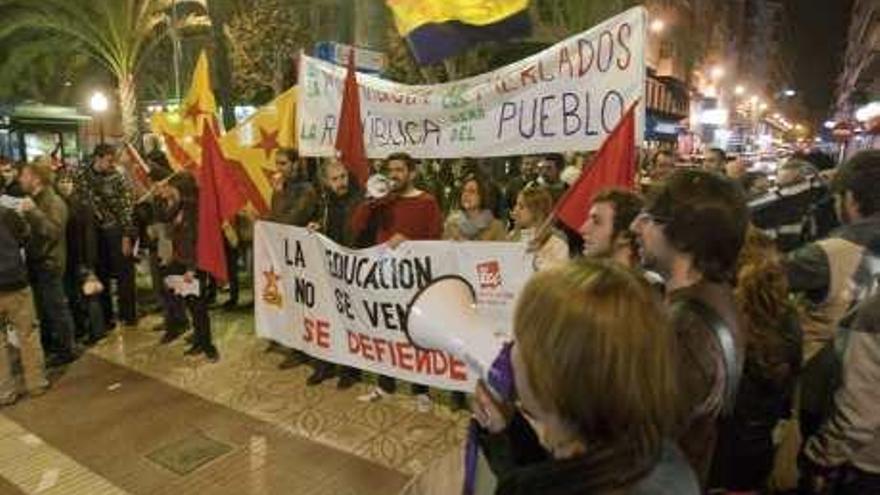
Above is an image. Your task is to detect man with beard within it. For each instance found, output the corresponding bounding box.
[305,160,363,388]
[579,188,643,268]
[350,152,442,411]
[630,169,749,487]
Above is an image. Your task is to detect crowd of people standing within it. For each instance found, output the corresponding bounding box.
[0,142,878,495]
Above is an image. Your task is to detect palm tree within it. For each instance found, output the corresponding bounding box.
[0,0,209,141]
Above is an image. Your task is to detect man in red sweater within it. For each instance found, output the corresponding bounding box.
[350,152,442,247]
[350,152,442,410]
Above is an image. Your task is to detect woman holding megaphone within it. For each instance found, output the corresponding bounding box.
[470,260,699,494]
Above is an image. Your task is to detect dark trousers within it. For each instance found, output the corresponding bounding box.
[63,269,106,342]
[377,375,428,395]
[31,269,75,357]
[96,227,136,325]
[150,252,187,331]
[166,270,213,350]
[225,240,239,304]
[835,466,880,495]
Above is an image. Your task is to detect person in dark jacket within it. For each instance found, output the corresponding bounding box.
[74,144,138,328]
[473,260,698,494]
[18,160,77,367]
[0,205,49,405]
[157,172,218,362]
[785,150,880,440]
[304,159,363,388]
[630,169,749,487]
[57,172,106,344]
[267,148,319,370]
[709,228,802,492]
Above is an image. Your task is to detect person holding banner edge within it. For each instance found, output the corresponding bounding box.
[304,159,364,389]
[350,152,443,411]
[268,148,321,371]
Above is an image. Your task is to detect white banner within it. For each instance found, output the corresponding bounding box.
[298,7,645,159]
[254,221,533,391]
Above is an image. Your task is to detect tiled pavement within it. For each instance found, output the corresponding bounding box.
[0,305,470,494]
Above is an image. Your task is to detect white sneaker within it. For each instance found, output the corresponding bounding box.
[357,387,387,403]
[415,393,432,413]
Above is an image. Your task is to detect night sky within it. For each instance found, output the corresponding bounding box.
[784,0,854,127]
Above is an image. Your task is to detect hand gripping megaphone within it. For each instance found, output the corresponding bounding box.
[404,275,508,396]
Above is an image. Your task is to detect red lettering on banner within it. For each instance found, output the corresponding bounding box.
[450,357,467,381]
[345,331,476,382]
[520,66,537,87]
[302,318,314,343]
[416,348,432,373]
[315,319,330,349]
[537,59,554,82]
[360,334,375,360]
[348,331,360,353]
[433,352,448,375]
[396,342,414,371]
[303,317,330,348]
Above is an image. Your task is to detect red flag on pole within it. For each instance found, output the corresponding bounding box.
[554,104,639,231]
[196,124,246,283]
[334,51,370,187]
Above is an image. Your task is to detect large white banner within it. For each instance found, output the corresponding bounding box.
[254,221,533,391]
[298,7,645,159]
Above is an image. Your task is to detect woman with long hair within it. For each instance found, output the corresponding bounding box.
[473,260,698,494]
[509,186,569,271]
[709,227,802,493]
[444,174,507,242]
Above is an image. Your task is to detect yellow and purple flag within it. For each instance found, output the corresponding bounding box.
[386,0,531,65]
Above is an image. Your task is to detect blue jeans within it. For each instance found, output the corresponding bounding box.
[30,269,76,357]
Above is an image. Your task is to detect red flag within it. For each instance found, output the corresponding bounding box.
[123,143,152,193]
[196,124,246,282]
[335,51,370,186]
[554,104,638,231]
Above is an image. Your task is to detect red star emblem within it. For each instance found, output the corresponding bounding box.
[184,99,204,125]
[253,127,280,159]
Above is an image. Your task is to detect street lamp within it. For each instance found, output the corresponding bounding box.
[90,91,109,144]
[784,89,796,97]
[650,19,666,33]
[734,85,746,96]
[710,65,725,80]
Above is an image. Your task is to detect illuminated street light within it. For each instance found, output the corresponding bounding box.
[824,120,836,129]
[784,89,796,97]
[759,103,768,111]
[710,65,725,80]
[89,91,109,144]
[773,113,781,119]
[650,19,666,33]
[90,91,108,113]
[734,85,746,96]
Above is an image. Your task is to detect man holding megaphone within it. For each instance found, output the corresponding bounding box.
[350,152,443,410]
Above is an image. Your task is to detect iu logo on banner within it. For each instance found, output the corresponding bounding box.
[477,261,503,290]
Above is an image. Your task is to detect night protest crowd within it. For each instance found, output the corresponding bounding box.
[0,142,878,495]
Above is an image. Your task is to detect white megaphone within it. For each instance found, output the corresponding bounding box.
[404,276,505,391]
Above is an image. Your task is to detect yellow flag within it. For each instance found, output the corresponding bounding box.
[386,0,529,36]
[149,50,217,170]
[218,86,298,213]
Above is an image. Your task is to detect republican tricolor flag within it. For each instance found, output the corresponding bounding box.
[386,0,531,65]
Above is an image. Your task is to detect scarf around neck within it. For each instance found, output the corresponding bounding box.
[458,209,495,239]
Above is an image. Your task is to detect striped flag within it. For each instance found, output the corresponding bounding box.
[386,0,531,65]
